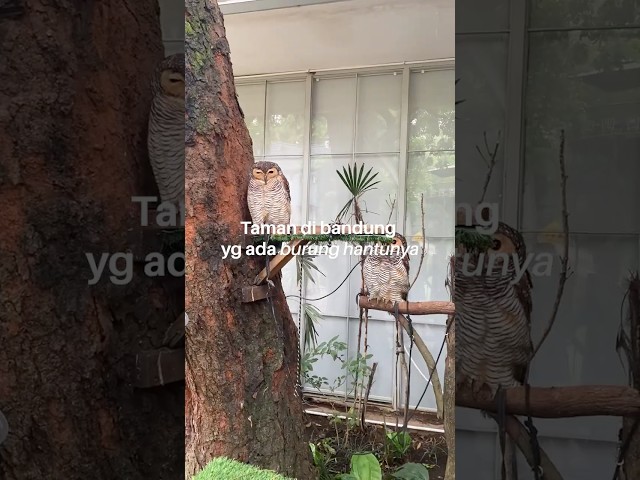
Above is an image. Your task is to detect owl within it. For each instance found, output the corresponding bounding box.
[148,53,185,208]
[363,233,410,305]
[247,161,291,226]
[454,219,533,479]
[454,220,533,396]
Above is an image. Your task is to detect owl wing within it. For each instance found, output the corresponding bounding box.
[279,172,291,203]
[514,269,533,323]
[513,269,533,383]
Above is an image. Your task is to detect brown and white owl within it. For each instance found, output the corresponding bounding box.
[247,161,291,226]
[454,219,533,396]
[363,233,410,305]
[454,216,533,479]
[148,53,185,208]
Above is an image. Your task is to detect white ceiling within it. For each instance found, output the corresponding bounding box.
[223,0,454,76]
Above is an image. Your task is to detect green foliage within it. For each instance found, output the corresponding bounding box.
[391,463,430,480]
[303,303,322,350]
[336,453,382,480]
[385,431,412,461]
[455,227,493,253]
[301,335,348,392]
[310,441,336,480]
[336,163,381,222]
[271,234,393,244]
[297,254,325,285]
[192,456,294,480]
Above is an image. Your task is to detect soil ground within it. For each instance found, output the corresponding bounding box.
[303,403,447,479]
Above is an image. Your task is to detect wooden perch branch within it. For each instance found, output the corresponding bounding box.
[394,312,444,419]
[358,296,455,316]
[457,384,640,418]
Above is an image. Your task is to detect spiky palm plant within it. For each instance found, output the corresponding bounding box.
[335,163,380,223]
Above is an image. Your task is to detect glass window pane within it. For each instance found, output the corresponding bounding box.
[308,156,353,222]
[530,0,640,29]
[409,70,455,152]
[237,83,265,157]
[311,77,357,155]
[455,34,508,207]
[265,81,305,156]
[523,30,640,234]
[356,74,402,153]
[407,152,455,239]
[353,154,399,225]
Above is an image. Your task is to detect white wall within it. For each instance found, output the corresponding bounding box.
[223,0,454,76]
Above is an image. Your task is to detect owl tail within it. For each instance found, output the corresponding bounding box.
[496,387,520,480]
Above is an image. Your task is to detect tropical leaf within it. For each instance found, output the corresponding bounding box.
[303,303,322,350]
[391,463,430,480]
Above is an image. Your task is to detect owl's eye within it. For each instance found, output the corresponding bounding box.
[268,170,275,174]
[492,239,502,250]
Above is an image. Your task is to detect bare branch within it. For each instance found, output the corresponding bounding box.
[533,129,570,357]
[477,130,501,204]
[409,194,427,291]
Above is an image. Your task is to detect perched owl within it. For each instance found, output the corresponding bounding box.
[454,219,533,480]
[148,53,185,208]
[247,161,291,226]
[363,233,410,305]
[454,220,533,396]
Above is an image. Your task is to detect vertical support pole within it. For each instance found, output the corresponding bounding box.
[501,0,529,229]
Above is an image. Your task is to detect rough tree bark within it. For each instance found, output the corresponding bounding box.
[0,2,183,479]
[184,1,314,478]
[444,316,455,479]
[621,275,640,478]
[444,257,455,479]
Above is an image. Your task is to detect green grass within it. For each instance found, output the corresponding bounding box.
[193,457,296,480]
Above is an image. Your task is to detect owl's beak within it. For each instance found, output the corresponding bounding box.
[262,172,267,184]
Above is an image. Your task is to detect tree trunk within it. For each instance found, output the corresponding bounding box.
[444,257,455,479]
[444,315,455,479]
[0,2,183,479]
[184,1,314,479]
[621,275,640,478]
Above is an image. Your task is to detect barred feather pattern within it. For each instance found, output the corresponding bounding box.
[454,223,533,398]
[247,161,291,226]
[363,234,410,305]
[148,54,184,206]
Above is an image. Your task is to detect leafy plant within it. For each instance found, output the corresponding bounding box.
[336,163,380,222]
[295,254,325,351]
[385,431,412,461]
[301,336,348,392]
[336,453,382,480]
[303,303,322,350]
[309,441,336,480]
[391,463,430,480]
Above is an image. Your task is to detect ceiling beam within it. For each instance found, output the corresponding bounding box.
[219,0,348,15]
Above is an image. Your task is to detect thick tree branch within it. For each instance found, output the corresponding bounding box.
[358,296,455,316]
[457,384,640,418]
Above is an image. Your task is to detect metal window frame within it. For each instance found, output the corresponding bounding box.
[235,58,455,413]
